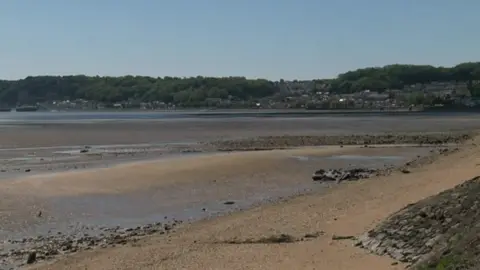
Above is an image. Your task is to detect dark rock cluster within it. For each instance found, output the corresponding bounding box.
[312,168,380,183]
[0,220,182,268]
[355,176,480,269]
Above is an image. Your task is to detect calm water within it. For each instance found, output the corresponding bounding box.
[0,110,476,123]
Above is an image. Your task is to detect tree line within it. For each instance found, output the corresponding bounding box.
[0,76,278,107]
[328,62,480,95]
[1,62,479,107]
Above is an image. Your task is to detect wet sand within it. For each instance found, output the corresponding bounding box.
[0,143,447,269]
[3,114,480,147]
[0,146,431,236]
[0,144,459,269]
[26,136,480,270]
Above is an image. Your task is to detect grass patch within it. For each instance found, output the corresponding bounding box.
[417,255,465,270]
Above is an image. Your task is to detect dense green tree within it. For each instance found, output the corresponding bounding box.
[1,62,480,107]
[0,76,279,107]
[330,62,480,93]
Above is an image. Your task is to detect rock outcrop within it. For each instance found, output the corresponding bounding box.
[312,168,379,183]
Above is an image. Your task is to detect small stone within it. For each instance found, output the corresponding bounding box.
[26,251,37,264]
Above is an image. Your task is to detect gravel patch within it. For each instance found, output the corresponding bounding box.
[0,220,182,269]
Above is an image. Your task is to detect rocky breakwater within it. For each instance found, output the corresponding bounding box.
[355,176,480,269]
[206,132,474,152]
[0,220,182,269]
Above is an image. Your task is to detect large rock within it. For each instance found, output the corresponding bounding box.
[312,168,378,183]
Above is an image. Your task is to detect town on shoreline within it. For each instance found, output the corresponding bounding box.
[1,62,480,112]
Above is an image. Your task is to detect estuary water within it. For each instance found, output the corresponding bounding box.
[0,110,477,124]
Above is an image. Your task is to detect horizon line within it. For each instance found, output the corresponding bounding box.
[1,61,478,82]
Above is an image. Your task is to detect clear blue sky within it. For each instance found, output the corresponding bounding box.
[0,0,479,80]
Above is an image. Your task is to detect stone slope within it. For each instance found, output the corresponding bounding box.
[356,176,480,269]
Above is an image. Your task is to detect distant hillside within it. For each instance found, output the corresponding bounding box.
[327,62,480,94]
[0,62,479,106]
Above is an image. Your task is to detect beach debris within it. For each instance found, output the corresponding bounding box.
[223,233,297,244]
[223,201,235,205]
[303,231,325,239]
[332,235,355,241]
[36,211,42,218]
[312,168,378,183]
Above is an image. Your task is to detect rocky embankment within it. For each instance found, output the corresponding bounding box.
[355,176,480,269]
[0,220,182,269]
[206,132,473,151]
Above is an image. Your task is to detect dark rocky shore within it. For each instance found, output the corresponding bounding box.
[206,132,474,152]
[311,146,460,184]
[355,176,480,269]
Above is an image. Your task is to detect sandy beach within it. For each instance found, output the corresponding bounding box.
[26,138,480,270]
[1,114,480,269]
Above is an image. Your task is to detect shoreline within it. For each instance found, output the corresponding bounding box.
[0,116,479,269]
[0,137,466,269]
[0,132,470,181]
[25,135,480,270]
[1,110,480,125]
[2,115,480,149]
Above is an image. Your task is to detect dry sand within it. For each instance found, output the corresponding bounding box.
[21,136,480,270]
